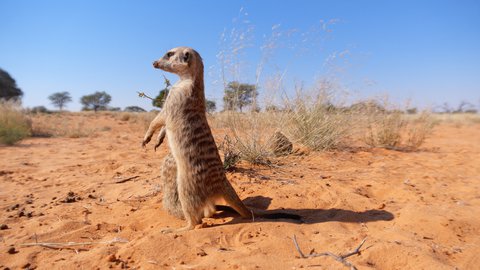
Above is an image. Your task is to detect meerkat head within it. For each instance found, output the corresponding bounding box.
[153,47,203,78]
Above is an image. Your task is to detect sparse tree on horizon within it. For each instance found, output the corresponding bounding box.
[124,106,146,112]
[206,99,216,113]
[48,91,72,111]
[80,91,112,112]
[223,81,258,112]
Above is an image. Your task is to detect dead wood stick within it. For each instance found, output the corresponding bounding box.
[137,91,155,100]
[20,237,128,250]
[339,238,367,259]
[292,235,367,270]
[113,175,139,184]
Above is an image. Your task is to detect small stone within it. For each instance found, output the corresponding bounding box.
[107,254,117,262]
[7,204,20,212]
[0,224,8,230]
[196,250,207,257]
[7,247,17,254]
[268,132,293,156]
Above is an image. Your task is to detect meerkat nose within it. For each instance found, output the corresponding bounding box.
[153,61,159,68]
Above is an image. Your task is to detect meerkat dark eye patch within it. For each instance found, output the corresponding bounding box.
[165,51,174,59]
[183,52,190,63]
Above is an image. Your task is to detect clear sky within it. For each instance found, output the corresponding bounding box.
[1,0,479,111]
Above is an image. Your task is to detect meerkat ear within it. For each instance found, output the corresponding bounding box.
[182,51,190,63]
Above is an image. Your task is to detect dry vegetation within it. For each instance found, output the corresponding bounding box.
[209,95,438,167]
[0,101,31,145]
[1,111,479,269]
[0,98,440,161]
[0,108,159,144]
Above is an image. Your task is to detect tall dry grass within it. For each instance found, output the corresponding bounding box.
[363,100,435,151]
[30,113,95,138]
[282,81,353,151]
[0,100,31,145]
[213,10,348,164]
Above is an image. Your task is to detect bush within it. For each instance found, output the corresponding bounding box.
[364,104,435,151]
[0,101,31,145]
[29,106,50,114]
[221,111,276,165]
[282,85,352,151]
[124,106,146,112]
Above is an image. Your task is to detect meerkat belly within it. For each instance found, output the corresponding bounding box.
[166,125,223,198]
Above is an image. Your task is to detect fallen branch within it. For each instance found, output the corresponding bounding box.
[20,237,128,250]
[292,235,367,270]
[113,176,139,184]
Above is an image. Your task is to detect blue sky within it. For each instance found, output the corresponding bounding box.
[1,0,479,111]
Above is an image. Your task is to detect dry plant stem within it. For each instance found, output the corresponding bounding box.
[292,235,366,270]
[20,237,128,250]
[113,175,140,184]
[137,91,155,101]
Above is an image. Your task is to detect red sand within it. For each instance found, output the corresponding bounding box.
[1,113,479,269]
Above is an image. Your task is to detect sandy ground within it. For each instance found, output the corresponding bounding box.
[1,113,479,270]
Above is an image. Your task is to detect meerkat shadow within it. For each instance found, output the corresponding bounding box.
[212,195,394,226]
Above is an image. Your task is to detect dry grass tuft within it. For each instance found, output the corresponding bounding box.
[282,85,352,151]
[364,104,435,151]
[220,111,277,165]
[0,100,32,145]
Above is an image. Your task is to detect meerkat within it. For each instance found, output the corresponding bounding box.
[143,47,300,232]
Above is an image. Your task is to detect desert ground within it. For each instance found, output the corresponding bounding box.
[0,112,479,270]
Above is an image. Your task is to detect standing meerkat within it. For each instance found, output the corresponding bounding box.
[143,47,300,232]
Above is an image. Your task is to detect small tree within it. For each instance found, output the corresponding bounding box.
[153,76,171,108]
[80,91,112,112]
[0,68,23,101]
[153,89,169,108]
[48,91,72,111]
[223,81,258,112]
[206,99,216,113]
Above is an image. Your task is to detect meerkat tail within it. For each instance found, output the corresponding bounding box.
[222,181,253,219]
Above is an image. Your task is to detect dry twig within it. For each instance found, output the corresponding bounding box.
[292,235,367,270]
[20,237,128,250]
[113,175,139,184]
[137,92,155,100]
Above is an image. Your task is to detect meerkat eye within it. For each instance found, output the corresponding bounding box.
[183,52,190,62]
[166,51,174,58]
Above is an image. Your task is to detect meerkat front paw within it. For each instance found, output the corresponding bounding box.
[142,136,152,148]
[154,128,167,151]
